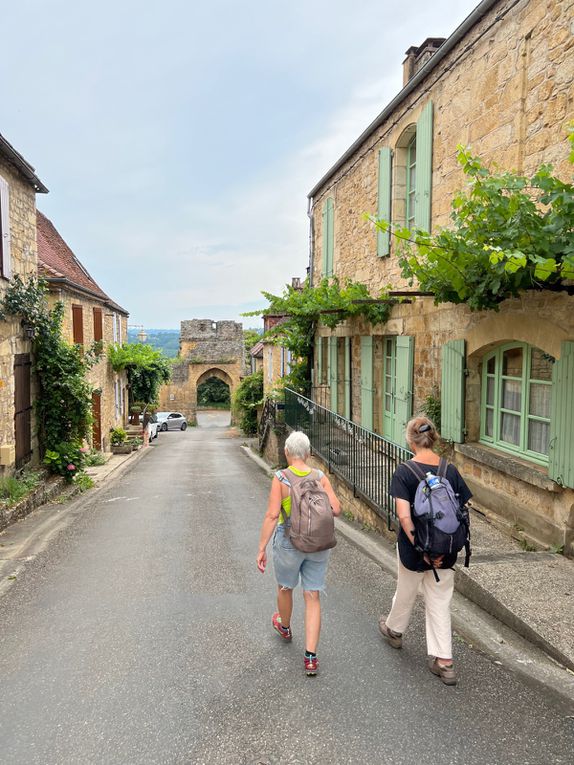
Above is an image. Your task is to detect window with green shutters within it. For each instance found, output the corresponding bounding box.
[549,341,574,489]
[406,136,416,231]
[441,339,466,443]
[377,147,392,256]
[360,336,373,430]
[480,343,553,465]
[344,337,351,419]
[414,101,433,232]
[322,197,334,277]
[329,336,338,413]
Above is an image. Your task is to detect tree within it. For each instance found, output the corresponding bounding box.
[108,343,171,412]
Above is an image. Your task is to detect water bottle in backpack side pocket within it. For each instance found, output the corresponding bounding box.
[425,472,441,490]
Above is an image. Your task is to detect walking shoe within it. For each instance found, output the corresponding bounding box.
[272,612,292,641]
[378,616,403,649]
[304,655,319,676]
[428,657,458,686]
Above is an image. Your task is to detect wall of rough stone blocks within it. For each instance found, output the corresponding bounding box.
[0,158,39,472]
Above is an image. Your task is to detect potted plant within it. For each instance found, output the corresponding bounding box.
[110,427,131,454]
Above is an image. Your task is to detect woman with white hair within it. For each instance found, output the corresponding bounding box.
[257,430,341,676]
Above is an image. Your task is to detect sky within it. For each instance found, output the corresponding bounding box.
[2,0,480,330]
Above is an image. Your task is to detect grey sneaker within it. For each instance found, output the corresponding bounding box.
[378,617,403,649]
[428,657,458,686]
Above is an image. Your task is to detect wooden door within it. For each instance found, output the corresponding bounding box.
[92,391,102,449]
[14,353,32,468]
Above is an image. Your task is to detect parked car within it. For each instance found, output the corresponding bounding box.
[155,411,187,431]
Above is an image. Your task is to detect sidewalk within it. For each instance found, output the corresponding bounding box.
[84,443,152,486]
[242,445,574,708]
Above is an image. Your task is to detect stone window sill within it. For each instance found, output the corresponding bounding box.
[454,442,559,493]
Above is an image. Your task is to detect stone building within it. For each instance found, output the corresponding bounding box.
[0,134,48,473]
[306,0,574,553]
[159,320,244,424]
[37,212,129,451]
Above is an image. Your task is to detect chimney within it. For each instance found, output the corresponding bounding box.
[403,38,446,85]
[291,277,302,291]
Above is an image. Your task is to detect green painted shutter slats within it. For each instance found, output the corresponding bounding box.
[441,339,466,442]
[322,198,334,277]
[549,341,574,489]
[316,337,323,385]
[329,337,338,412]
[360,336,373,430]
[394,336,414,445]
[377,147,392,257]
[344,337,351,419]
[415,101,433,232]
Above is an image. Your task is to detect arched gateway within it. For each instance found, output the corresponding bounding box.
[159,320,245,425]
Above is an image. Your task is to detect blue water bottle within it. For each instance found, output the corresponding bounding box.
[425,471,440,490]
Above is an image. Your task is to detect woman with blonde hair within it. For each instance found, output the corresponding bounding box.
[378,416,472,685]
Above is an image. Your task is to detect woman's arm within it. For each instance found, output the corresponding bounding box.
[321,474,341,516]
[256,476,283,571]
[396,498,415,545]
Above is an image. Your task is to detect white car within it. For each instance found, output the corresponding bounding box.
[137,413,159,440]
[155,411,188,431]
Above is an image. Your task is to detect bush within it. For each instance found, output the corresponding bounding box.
[43,442,85,482]
[83,449,107,467]
[0,470,42,506]
[233,370,263,435]
[110,427,127,445]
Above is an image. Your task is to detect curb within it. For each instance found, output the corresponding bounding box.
[240,443,574,710]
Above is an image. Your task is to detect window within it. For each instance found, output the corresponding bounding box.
[481,343,553,463]
[0,174,11,279]
[112,312,118,344]
[72,304,84,345]
[321,197,334,277]
[406,135,416,230]
[93,307,103,348]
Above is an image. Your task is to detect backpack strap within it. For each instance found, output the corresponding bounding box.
[404,460,426,481]
[437,458,448,478]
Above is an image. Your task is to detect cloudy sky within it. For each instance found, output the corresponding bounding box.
[3,0,479,330]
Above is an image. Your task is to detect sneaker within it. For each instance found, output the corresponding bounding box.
[272,612,292,641]
[304,655,319,676]
[428,657,458,686]
[378,616,403,649]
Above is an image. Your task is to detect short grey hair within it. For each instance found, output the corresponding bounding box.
[284,430,311,459]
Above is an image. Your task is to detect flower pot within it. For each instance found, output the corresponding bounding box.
[111,444,132,455]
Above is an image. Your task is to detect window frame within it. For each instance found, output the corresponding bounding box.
[480,342,553,466]
[406,135,416,230]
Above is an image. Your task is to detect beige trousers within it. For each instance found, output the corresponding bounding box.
[385,549,455,659]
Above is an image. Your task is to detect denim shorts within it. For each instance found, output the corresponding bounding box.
[272,525,330,591]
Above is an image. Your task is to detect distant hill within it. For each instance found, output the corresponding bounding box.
[127,328,180,358]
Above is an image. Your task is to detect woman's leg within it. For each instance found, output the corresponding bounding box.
[421,568,455,663]
[385,551,423,634]
[303,590,321,653]
[277,585,293,628]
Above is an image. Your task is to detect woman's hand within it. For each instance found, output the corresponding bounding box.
[424,553,445,568]
[256,549,267,573]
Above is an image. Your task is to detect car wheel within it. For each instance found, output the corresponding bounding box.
[181,422,187,431]
[161,423,168,431]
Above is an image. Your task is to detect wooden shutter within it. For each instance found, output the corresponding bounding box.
[344,337,351,419]
[415,101,433,232]
[72,304,84,345]
[93,307,103,343]
[377,147,392,257]
[322,198,334,277]
[548,341,574,489]
[441,339,466,442]
[0,175,12,279]
[394,336,414,445]
[316,336,323,384]
[360,336,373,430]
[329,336,338,412]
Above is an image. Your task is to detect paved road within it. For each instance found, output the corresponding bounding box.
[0,424,572,764]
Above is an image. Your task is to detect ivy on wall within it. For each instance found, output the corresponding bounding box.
[371,127,574,311]
[107,343,171,410]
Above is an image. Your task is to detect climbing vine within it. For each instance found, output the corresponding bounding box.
[108,342,171,410]
[245,277,394,390]
[0,275,97,468]
[371,126,574,311]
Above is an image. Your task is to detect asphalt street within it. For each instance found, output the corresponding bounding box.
[0,415,572,764]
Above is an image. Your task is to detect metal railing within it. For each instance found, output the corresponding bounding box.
[284,388,413,529]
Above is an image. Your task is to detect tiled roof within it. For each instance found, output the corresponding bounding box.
[0,133,48,193]
[250,340,264,357]
[37,211,128,315]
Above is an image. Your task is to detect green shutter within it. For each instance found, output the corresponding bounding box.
[322,198,334,277]
[415,101,433,232]
[329,337,338,412]
[441,339,466,442]
[360,336,373,430]
[394,336,414,445]
[316,336,323,384]
[377,147,392,257]
[549,341,574,489]
[344,337,351,419]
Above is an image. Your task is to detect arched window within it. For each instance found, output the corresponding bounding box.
[480,343,554,463]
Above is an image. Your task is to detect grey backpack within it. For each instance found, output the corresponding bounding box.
[280,469,337,553]
[405,458,471,579]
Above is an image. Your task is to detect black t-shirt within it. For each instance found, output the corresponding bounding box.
[390,460,472,572]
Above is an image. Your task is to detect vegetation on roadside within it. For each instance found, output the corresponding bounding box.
[197,377,231,407]
[233,369,263,435]
[108,343,171,413]
[0,470,42,507]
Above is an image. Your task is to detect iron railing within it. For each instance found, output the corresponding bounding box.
[284,388,413,529]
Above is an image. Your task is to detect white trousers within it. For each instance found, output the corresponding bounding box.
[385,549,455,660]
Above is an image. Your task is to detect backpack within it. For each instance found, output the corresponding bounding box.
[404,458,471,580]
[279,469,337,553]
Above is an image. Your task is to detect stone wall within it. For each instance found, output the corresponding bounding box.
[0,157,39,472]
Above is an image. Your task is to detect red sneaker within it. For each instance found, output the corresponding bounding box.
[272,612,292,641]
[304,655,319,676]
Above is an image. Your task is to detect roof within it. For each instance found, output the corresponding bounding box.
[308,0,500,198]
[250,340,264,357]
[37,211,128,315]
[0,133,48,193]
